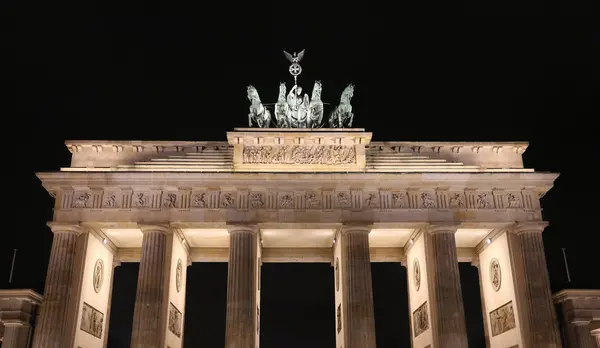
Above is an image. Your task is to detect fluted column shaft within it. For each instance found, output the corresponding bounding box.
[514,227,562,347]
[563,323,598,348]
[2,322,32,348]
[427,228,468,348]
[130,226,170,348]
[340,226,376,348]
[31,224,81,348]
[225,226,258,348]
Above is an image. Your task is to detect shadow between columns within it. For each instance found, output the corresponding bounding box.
[459,263,486,348]
[107,263,139,348]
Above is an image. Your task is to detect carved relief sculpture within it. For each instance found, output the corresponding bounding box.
[103,193,118,208]
[192,193,207,208]
[507,193,521,208]
[163,193,176,208]
[133,192,149,208]
[168,302,182,338]
[489,258,501,292]
[413,301,429,338]
[421,192,436,208]
[305,191,322,208]
[477,192,491,208]
[93,259,104,293]
[391,192,406,208]
[413,258,421,291]
[73,192,91,208]
[337,304,342,333]
[490,301,516,336]
[279,193,294,209]
[80,302,104,339]
[364,193,379,208]
[242,145,356,165]
[336,192,351,208]
[249,192,265,208]
[220,192,236,208]
[449,192,465,208]
[176,259,183,293]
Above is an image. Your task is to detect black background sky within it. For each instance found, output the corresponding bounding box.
[4,0,599,347]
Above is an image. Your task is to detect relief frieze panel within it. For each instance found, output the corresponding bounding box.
[54,187,543,213]
[242,145,357,165]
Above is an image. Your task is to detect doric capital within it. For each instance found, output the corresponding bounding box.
[47,222,83,235]
[426,223,459,235]
[510,221,548,235]
[226,224,258,235]
[138,224,172,235]
[340,224,372,235]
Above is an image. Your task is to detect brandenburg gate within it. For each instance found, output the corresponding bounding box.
[2,52,599,348]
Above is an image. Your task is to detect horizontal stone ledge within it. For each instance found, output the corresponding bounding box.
[116,247,477,263]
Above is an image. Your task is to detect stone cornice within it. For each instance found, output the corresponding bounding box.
[553,289,600,303]
[0,289,43,303]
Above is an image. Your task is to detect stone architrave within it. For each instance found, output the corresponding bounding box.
[332,224,377,348]
[224,225,260,348]
[0,289,42,348]
[130,224,189,348]
[405,225,468,348]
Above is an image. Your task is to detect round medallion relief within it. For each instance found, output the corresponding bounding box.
[413,258,421,291]
[176,259,183,293]
[489,258,501,292]
[92,259,104,293]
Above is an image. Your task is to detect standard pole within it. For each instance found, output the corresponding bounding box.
[561,247,571,282]
[9,248,17,283]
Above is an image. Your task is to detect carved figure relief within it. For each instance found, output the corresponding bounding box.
[335,257,340,291]
[93,259,104,293]
[421,192,436,208]
[413,301,429,338]
[413,259,421,291]
[80,302,104,339]
[489,258,501,292]
[507,193,521,208]
[305,191,322,208]
[176,259,183,293]
[337,304,342,333]
[391,192,406,208]
[336,192,351,208]
[163,193,176,208]
[168,302,182,338]
[449,193,465,208]
[249,192,265,208]
[192,193,207,208]
[477,192,491,208]
[103,193,118,208]
[490,301,516,336]
[73,192,91,208]
[363,193,379,208]
[220,192,236,208]
[279,193,294,209]
[257,306,260,334]
[133,192,149,208]
[242,145,356,165]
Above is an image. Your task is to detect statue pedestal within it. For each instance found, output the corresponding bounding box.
[226,128,372,172]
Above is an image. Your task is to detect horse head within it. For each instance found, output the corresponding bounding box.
[341,84,354,103]
[247,85,260,103]
[311,81,322,101]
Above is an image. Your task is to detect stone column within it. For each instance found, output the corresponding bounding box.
[590,321,600,348]
[425,225,469,348]
[334,225,376,348]
[509,223,562,348]
[130,225,171,348]
[224,224,259,348]
[0,289,43,348]
[31,223,81,348]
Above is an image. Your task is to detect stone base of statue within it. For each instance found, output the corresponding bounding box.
[227,128,371,172]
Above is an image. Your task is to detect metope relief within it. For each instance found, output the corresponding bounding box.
[489,258,501,292]
[192,192,207,208]
[220,192,236,208]
[490,301,516,336]
[363,192,380,208]
[168,302,182,338]
[476,192,491,208]
[304,191,322,208]
[249,192,265,208]
[80,302,103,339]
[73,192,92,208]
[242,145,357,165]
[412,301,429,338]
[93,259,104,293]
[278,193,294,209]
[506,192,522,208]
[448,192,465,208]
[335,192,351,208]
[391,191,407,208]
[420,192,436,208]
[103,193,119,208]
[413,258,421,291]
[163,193,177,208]
[132,192,150,208]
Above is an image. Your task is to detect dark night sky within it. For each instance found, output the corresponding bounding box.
[3,0,599,347]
